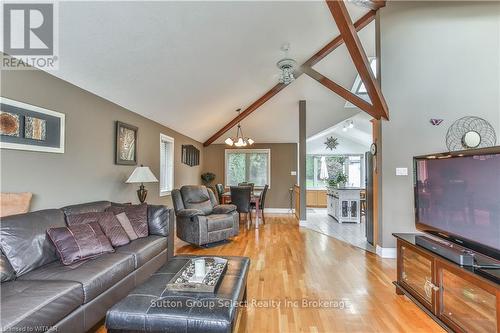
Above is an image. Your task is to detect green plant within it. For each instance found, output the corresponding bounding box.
[335,172,348,185]
[201,172,216,186]
[327,178,338,188]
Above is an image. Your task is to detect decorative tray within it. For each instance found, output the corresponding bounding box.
[166,257,228,293]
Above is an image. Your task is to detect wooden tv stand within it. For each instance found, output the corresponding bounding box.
[393,233,500,333]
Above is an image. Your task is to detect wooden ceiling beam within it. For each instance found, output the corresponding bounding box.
[326,0,389,120]
[303,67,379,119]
[203,82,290,146]
[303,10,375,68]
[203,10,376,146]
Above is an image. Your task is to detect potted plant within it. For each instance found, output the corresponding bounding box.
[335,173,348,188]
[327,178,337,188]
[201,172,216,188]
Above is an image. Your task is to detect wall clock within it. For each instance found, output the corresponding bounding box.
[370,143,377,156]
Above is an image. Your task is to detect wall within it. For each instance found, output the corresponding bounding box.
[1,67,203,211]
[203,143,297,209]
[379,1,500,247]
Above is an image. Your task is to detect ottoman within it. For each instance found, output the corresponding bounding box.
[105,255,250,333]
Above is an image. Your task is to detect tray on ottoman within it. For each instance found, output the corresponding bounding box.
[166,256,227,293]
[105,255,250,333]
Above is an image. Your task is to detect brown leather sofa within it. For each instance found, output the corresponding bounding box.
[0,201,174,333]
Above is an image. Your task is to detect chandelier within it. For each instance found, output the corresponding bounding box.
[277,43,297,85]
[225,109,255,147]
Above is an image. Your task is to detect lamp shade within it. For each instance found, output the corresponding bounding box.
[126,166,158,183]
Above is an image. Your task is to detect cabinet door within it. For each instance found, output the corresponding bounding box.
[350,200,358,219]
[317,191,327,207]
[341,200,349,218]
[436,260,498,333]
[398,242,435,311]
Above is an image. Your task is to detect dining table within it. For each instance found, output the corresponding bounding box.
[222,190,262,229]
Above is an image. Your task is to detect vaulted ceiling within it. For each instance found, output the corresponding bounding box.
[45,1,374,143]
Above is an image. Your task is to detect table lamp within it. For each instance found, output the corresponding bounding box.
[126,165,158,203]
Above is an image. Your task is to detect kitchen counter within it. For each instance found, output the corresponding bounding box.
[326,187,361,223]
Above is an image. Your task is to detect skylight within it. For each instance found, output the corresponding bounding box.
[345,58,377,108]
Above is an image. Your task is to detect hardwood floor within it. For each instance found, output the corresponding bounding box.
[97,214,444,333]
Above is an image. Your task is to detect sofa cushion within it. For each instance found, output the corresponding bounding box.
[206,214,235,232]
[107,204,148,238]
[1,280,83,332]
[0,209,65,276]
[180,186,214,215]
[19,253,135,303]
[115,236,167,268]
[61,201,111,216]
[0,252,15,283]
[47,222,115,265]
[67,211,130,247]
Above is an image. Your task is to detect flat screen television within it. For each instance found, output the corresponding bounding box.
[414,146,500,260]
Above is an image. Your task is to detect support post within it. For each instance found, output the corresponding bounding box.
[299,100,307,222]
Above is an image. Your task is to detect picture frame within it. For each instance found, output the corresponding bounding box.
[115,121,138,165]
[0,97,65,153]
[181,144,200,167]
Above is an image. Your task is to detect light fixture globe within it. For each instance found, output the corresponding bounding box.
[277,58,297,85]
[277,43,297,85]
[225,108,255,147]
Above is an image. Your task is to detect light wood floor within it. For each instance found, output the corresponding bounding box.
[97,214,444,333]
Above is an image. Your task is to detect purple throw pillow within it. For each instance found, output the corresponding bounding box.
[47,222,114,265]
[107,203,148,238]
[66,211,130,247]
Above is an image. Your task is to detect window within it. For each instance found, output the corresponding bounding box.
[160,134,174,196]
[306,154,364,189]
[345,58,377,108]
[225,149,270,188]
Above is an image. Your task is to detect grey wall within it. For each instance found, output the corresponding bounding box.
[203,143,298,209]
[379,1,500,247]
[1,68,204,211]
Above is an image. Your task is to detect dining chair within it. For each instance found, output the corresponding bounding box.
[230,186,252,224]
[215,183,225,204]
[251,184,269,224]
[238,182,254,194]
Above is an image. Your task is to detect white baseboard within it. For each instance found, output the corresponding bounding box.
[264,208,295,214]
[376,245,397,258]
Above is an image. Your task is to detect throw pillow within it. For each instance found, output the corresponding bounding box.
[66,211,130,247]
[107,203,148,238]
[115,212,139,240]
[0,192,32,217]
[47,222,114,265]
[0,252,16,283]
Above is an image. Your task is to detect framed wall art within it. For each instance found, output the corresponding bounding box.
[115,121,138,165]
[0,97,65,153]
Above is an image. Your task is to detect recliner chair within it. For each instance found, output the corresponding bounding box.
[172,185,239,246]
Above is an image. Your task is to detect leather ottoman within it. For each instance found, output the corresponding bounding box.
[105,255,250,333]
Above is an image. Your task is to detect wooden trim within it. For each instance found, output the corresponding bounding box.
[303,67,378,118]
[203,11,377,146]
[203,83,289,146]
[326,0,389,120]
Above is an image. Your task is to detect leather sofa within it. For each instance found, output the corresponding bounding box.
[0,201,174,333]
[172,185,239,246]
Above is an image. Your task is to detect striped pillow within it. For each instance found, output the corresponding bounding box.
[47,222,114,265]
[66,211,130,247]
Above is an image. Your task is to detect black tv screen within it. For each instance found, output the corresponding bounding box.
[414,147,500,259]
